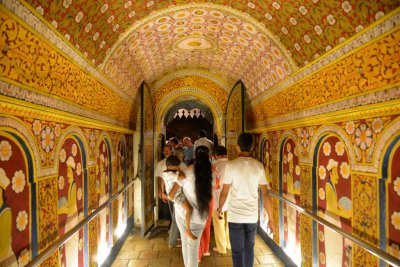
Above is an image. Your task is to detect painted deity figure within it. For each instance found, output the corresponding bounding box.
[58,157,79,267]
[117,151,124,227]
[0,168,17,267]
[323,159,352,267]
[285,151,300,254]
[97,154,108,247]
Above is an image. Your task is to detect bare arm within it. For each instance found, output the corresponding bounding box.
[217,184,230,211]
[260,185,274,233]
[158,176,167,203]
[168,183,180,200]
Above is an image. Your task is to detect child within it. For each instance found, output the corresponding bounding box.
[163,155,197,240]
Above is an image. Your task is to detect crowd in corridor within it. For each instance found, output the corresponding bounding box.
[155,130,274,267]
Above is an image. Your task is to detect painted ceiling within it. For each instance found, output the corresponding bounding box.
[23,0,399,100]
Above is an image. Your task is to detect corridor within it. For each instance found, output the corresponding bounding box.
[0,0,400,266]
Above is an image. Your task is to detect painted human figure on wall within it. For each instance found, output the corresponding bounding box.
[0,136,31,267]
[317,136,352,266]
[97,140,109,249]
[116,141,125,229]
[0,169,17,267]
[260,139,273,235]
[281,138,301,257]
[58,138,84,267]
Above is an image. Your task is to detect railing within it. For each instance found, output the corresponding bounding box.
[267,189,400,267]
[26,178,137,267]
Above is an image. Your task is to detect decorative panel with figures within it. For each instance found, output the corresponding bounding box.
[0,132,34,266]
[57,137,85,267]
[280,138,301,259]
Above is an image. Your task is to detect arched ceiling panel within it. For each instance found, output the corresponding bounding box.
[24,0,399,68]
[103,4,295,100]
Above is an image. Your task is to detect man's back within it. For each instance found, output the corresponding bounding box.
[223,156,266,223]
[194,137,213,154]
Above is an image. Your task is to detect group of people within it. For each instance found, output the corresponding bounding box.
[155,130,274,267]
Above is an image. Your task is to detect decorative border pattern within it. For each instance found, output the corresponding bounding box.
[252,12,400,105]
[0,82,128,128]
[1,0,131,102]
[152,69,232,93]
[251,86,400,130]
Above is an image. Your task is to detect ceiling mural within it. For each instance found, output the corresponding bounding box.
[102,4,295,100]
[23,0,399,67]
[19,0,400,100]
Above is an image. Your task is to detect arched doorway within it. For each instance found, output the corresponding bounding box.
[164,101,214,144]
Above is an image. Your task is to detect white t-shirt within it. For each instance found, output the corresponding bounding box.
[174,167,207,225]
[212,158,230,211]
[222,156,267,223]
[155,159,186,193]
[193,137,213,155]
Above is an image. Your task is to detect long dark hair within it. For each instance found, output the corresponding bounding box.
[194,146,212,218]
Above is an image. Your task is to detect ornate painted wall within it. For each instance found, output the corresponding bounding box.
[0,99,134,266]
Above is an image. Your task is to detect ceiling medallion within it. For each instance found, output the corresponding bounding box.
[173,36,216,51]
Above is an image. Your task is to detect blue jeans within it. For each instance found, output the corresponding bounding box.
[168,200,179,247]
[176,215,205,267]
[229,222,257,267]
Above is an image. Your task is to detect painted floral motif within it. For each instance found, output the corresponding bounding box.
[318,231,325,242]
[32,120,42,135]
[71,144,78,156]
[355,124,373,150]
[41,126,55,153]
[345,121,356,135]
[323,142,331,156]
[76,162,82,176]
[0,140,12,161]
[300,129,309,147]
[392,212,400,231]
[371,118,383,134]
[340,162,351,179]
[319,188,325,200]
[79,238,84,251]
[54,124,62,137]
[295,165,301,176]
[12,170,26,193]
[394,177,400,196]
[319,165,326,180]
[18,248,30,267]
[59,176,65,190]
[77,187,83,201]
[16,210,29,231]
[335,141,345,156]
[319,252,326,264]
[60,148,67,163]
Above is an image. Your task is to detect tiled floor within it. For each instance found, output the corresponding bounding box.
[111,226,284,267]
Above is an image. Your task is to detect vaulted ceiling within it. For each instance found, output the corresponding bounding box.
[24,0,399,101]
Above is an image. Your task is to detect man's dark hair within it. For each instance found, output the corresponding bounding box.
[169,137,179,145]
[237,133,253,152]
[166,155,181,167]
[199,130,206,138]
[214,145,227,156]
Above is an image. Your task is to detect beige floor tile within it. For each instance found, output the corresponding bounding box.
[138,250,159,259]
[111,259,129,267]
[256,255,282,264]
[127,259,150,267]
[134,243,154,251]
[149,257,171,266]
[117,250,139,260]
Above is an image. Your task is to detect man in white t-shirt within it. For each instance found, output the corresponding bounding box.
[211,145,231,254]
[193,130,213,156]
[217,133,274,267]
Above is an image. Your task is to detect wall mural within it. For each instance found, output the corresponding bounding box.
[226,81,244,160]
[281,138,301,259]
[383,139,400,261]
[57,137,85,267]
[97,139,111,251]
[316,135,352,267]
[116,140,126,234]
[0,134,31,266]
[254,114,400,265]
[259,138,273,236]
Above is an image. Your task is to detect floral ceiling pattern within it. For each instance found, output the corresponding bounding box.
[23,0,399,99]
